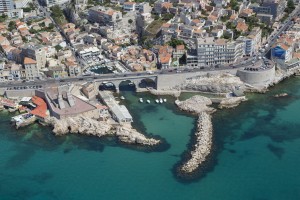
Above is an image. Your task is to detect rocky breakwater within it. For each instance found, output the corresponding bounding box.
[180,112,212,174]
[175,95,216,114]
[218,96,247,109]
[175,73,245,93]
[175,95,214,175]
[45,116,160,146]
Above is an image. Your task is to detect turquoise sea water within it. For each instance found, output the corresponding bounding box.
[1,78,300,200]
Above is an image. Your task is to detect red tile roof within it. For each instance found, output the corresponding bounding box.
[24,57,37,65]
[30,96,47,118]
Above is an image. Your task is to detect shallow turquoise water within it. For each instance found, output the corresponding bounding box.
[1,78,300,200]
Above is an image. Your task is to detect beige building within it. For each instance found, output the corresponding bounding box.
[23,57,39,80]
[88,6,122,26]
[21,44,47,70]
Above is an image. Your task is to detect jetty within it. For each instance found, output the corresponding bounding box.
[180,112,213,173]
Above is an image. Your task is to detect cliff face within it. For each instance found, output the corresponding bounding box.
[45,116,160,146]
[176,73,245,93]
[175,95,216,114]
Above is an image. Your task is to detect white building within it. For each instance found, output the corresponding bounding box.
[14,0,31,8]
[123,2,136,12]
[0,0,14,13]
[42,0,70,7]
[187,37,244,67]
[7,8,23,18]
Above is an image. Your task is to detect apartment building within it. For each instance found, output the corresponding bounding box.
[137,2,152,14]
[0,0,14,13]
[189,37,244,67]
[41,0,70,6]
[237,27,262,56]
[123,2,136,12]
[14,0,31,8]
[21,44,47,70]
[88,6,122,26]
[23,57,39,80]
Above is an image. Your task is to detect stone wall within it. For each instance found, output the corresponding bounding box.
[236,66,275,86]
[5,89,36,99]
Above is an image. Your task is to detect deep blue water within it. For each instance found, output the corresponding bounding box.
[1,78,300,200]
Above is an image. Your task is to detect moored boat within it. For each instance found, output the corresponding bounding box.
[163,99,167,102]
[147,100,150,103]
[159,98,163,104]
[155,99,159,103]
[139,98,143,103]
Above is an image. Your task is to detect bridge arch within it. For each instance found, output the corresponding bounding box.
[98,81,117,92]
[118,80,137,91]
[138,77,157,89]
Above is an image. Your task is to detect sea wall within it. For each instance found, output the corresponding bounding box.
[180,112,213,173]
[236,66,275,86]
[149,89,181,97]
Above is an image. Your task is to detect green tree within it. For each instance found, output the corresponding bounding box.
[285,0,295,13]
[167,38,185,48]
[8,21,16,31]
[128,19,133,24]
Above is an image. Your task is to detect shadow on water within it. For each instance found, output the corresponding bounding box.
[267,143,285,159]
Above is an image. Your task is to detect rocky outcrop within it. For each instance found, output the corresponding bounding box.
[45,116,160,146]
[175,73,245,93]
[175,95,216,114]
[47,116,112,137]
[116,126,160,146]
[218,96,247,109]
[180,112,213,173]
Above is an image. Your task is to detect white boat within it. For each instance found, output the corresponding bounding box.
[163,99,167,102]
[147,100,150,103]
[159,98,163,103]
[155,99,159,103]
[139,98,143,103]
[120,96,125,100]
[128,82,134,86]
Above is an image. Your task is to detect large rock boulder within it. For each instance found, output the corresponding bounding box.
[175,95,216,114]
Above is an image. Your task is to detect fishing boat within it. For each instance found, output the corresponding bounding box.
[163,99,167,102]
[155,99,159,103]
[139,98,143,103]
[147,100,150,104]
[159,98,163,103]
[120,96,125,100]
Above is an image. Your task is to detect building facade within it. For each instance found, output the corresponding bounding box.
[0,0,14,13]
[23,57,39,80]
[189,37,244,67]
[88,6,122,26]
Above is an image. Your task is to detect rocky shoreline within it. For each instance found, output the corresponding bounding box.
[180,112,213,173]
[45,116,160,146]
